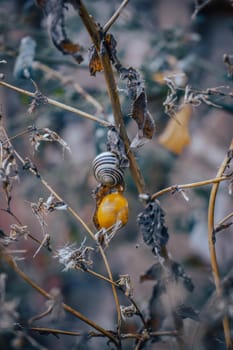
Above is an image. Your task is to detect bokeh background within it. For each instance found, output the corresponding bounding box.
[0,0,232,349]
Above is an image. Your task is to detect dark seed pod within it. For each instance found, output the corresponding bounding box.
[92,151,124,187]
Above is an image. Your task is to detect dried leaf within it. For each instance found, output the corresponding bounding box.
[120,67,143,100]
[175,304,199,321]
[117,275,133,297]
[36,0,83,63]
[28,126,71,154]
[140,261,162,283]
[137,200,169,255]
[120,304,137,320]
[107,126,129,169]
[89,45,103,76]
[158,104,192,155]
[148,281,167,331]
[131,91,155,141]
[13,36,36,79]
[171,260,194,292]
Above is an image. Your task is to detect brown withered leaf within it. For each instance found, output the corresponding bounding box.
[158,104,192,155]
[36,0,83,63]
[89,45,103,76]
[131,91,155,141]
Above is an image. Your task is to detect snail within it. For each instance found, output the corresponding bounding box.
[92,151,124,187]
[96,192,128,229]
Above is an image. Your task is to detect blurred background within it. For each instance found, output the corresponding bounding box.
[0,0,232,349]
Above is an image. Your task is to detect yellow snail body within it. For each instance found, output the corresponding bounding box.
[92,151,124,187]
[96,192,128,229]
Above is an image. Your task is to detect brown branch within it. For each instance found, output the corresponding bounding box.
[32,61,105,115]
[2,252,118,346]
[103,0,129,33]
[208,139,233,350]
[0,80,111,127]
[76,0,146,195]
[151,175,230,200]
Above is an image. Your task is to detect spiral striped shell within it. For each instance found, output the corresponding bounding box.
[92,151,124,187]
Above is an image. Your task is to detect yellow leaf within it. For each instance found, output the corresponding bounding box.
[158,105,192,155]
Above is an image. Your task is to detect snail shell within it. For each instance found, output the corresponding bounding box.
[96,192,128,229]
[92,151,124,187]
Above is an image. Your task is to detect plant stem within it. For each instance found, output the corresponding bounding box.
[2,252,118,346]
[86,268,148,330]
[77,0,146,195]
[208,139,233,350]
[103,0,129,33]
[151,175,229,200]
[32,61,105,114]
[0,80,110,127]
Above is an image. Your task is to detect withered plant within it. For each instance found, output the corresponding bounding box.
[0,1,232,350]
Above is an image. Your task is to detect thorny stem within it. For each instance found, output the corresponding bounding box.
[151,175,230,200]
[2,252,118,347]
[0,80,111,127]
[208,139,233,350]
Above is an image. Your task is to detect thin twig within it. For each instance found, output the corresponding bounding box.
[28,327,178,340]
[191,0,212,20]
[208,139,233,350]
[2,252,118,346]
[151,175,230,200]
[216,211,233,229]
[103,0,129,33]
[32,61,105,114]
[0,80,111,127]
[86,268,148,330]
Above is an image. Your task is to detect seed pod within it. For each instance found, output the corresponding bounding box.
[96,192,128,229]
[92,151,124,187]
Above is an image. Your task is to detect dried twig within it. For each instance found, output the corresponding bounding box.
[208,139,233,350]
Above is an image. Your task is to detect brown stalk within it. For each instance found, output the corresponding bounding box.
[2,252,118,346]
[208,139,233,350]
[0,80,110,127]
[151,175,230,200]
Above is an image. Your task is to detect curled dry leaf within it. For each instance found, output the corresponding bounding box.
[28,125,71,154]
[36,0,83,63]
[107,127,129,169]
[117,274,133,297]
[137,199,169,256]
[158,104,192,155]
[120,67,155,147]
[120,304,137,321]
[131,92,155,139]
[89,45,103,76]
